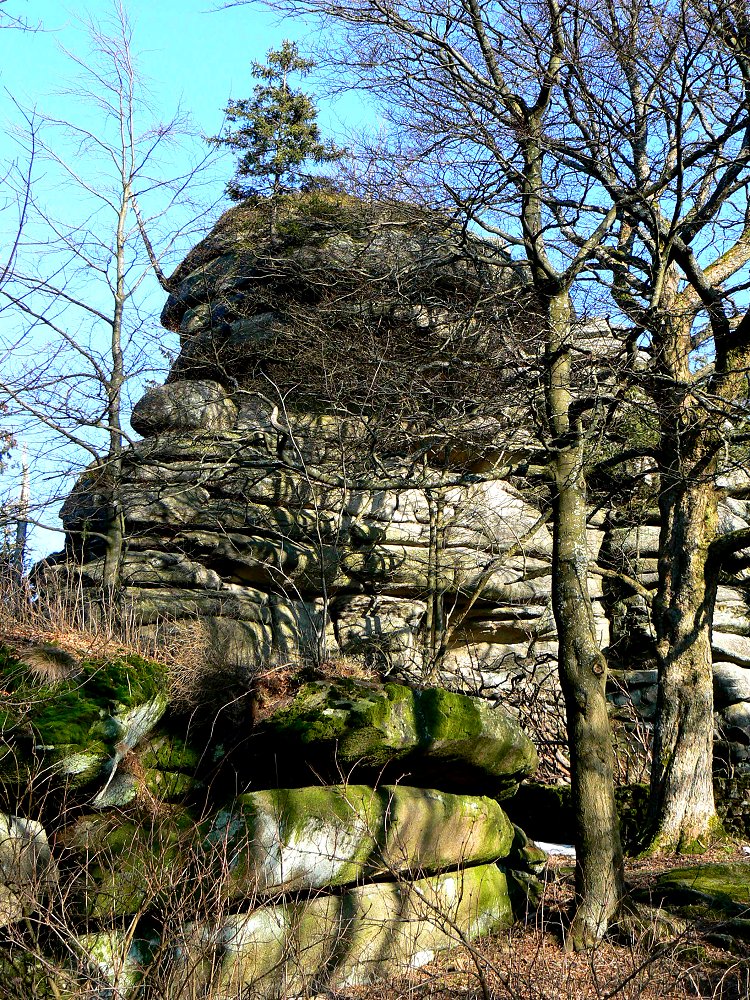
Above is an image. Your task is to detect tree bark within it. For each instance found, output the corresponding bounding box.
[646,433,722,852]
[547,290,625,946]
[643,295,723,854]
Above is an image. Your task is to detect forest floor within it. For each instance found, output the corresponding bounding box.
[342,845,750,1000]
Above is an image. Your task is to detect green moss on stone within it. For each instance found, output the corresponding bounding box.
[259,677,536,792]
[415,688,484,742]
[0,646,167,772]
[654,863,750,915]
[139,733,200,773]
[253,785,381,837]
[60,809,195,920]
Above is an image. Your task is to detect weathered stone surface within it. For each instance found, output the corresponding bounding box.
[50,199,563,694]
[131,380,238,436]
[714,587,750,636]
[712,631,750,668]
[652,863,750,915]
[609,524,661,557]
[714,664,750,708]
[204,784,514,898]
[73,551,224,591]
[171,863,512,998]
[0,814,58,928]
[255,678,537,796]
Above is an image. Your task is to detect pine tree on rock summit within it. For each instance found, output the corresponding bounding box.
[210,39,344,222]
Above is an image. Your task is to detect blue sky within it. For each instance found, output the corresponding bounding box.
[0,1,358,142]
[0,1,370,559]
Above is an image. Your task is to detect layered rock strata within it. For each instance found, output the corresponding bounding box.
[48,194,750,761]
[0,642,542,996]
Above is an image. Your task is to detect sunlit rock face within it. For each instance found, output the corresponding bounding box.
[50,192,750,768]
[54,193,568,696]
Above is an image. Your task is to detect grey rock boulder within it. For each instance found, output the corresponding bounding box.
[714,664,750,709]
[0,814,58,928]
[131,380,237,437]
[203,784,515,899]
[171,863,512,998]
[254,678,538,796]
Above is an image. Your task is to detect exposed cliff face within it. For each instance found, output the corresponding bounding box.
[50,193,750,770]
[54,194,558,683]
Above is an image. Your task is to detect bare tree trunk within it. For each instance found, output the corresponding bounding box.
[547,289,624,946]
[12,444,29,573]
[423,490,446,682]
[101,180,129,611]
[642,298,723,854]
[646,433,722,852]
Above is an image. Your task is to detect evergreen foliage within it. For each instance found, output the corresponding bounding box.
[210,40,345,205]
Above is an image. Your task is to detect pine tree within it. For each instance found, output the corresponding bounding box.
[210,40,344,218]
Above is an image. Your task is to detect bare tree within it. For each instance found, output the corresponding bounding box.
[225,0,629,946]
[228,0,750,865]
[0,0,39,31]
[537,0,750,854]
[0,0,215,597]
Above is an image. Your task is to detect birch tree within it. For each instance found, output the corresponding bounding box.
[0,1,212,597]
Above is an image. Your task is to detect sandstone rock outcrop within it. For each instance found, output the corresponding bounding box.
[49,194,586,707]
[0,640,543,996]
[250,677,538,796]
[44,191,750,769]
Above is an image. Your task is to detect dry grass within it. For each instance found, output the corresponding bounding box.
[0,568,149,663]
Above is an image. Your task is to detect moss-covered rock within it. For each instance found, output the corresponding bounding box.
[254,678,537,796]
[204,784,515,899]
[171,862,512,998]
[0,944,65,999]
[0,645,168,800]
[138,732,201,773]
[650,863,750,916]
[74,929,159,997]
[57,809,195,920]
[506,823,548,875]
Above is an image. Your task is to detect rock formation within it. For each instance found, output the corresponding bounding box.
[46,191,750,772]
[0,641,542,995]
[51,195,567,707]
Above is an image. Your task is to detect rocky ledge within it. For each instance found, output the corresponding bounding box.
[46,192,750,773]
[0,641,543,997]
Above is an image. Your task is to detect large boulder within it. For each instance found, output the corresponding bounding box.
[649,862,750,918]
[46,193,569,716]
[251,677,538,796]
[169,863,512,997]
[0,645,169,805]
[130,380,237,436]
[204,784,515,899]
